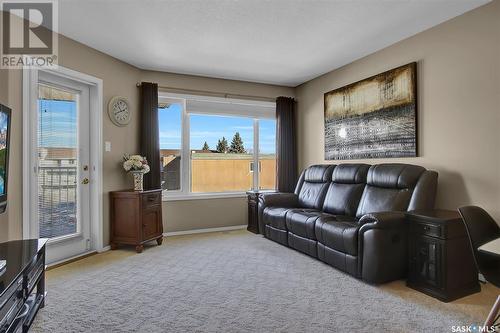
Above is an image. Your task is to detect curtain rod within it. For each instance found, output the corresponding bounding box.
[136,82,276,103]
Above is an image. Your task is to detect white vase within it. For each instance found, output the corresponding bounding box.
[131,171,144,191]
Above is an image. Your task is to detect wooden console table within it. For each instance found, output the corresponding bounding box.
[110,189,163,253]
[0,239,47,332]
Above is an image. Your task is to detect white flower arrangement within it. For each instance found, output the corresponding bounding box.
[122,154,150,174]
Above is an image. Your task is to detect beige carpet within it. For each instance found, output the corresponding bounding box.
[32,230,499,333]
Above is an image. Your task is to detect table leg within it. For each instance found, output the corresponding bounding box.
[38,253,46,308]
[484,295,500,328]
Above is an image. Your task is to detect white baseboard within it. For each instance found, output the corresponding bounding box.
[164,225,247,237]
[98,245,111,253]
[47,245,111,268]
[47,250,97,268]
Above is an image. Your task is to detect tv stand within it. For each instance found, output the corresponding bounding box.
[0,239,47,332]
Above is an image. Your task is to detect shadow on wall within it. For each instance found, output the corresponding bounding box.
[435,169,470,211]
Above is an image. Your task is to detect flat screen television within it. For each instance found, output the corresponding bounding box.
[0,104,11,214]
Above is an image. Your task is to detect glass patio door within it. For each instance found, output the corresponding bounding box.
[34,71,91,264]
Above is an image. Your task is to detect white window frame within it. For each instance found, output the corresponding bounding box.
[159,92,276,201]
[158,97,186,195]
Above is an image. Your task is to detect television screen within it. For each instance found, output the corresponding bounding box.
[0,104,11,213]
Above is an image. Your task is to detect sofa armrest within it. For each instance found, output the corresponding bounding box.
[358,211,406,231]
[257,193,298,235]
[357,211,408,284]
[258,192,298,208]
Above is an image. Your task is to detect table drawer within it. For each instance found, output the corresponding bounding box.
[410,221,443,238]
[141,192,161,208]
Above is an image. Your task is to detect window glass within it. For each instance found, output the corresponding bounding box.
[189,114,254,193]
[258,119,277,190]
[158,96,277,195]
[37,84,78,238]
[159,102,182,191]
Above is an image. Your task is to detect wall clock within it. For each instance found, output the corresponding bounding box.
[108,96,131,126]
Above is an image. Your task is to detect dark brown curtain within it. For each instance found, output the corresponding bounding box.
[276,96,297,193]
[140,82,161,190]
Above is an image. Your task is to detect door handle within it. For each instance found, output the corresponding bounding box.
[82,178,89,185]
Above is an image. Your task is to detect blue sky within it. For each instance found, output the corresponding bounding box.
[0,111,8,148]
[38,99,77,148]
[0,112,8,133]
[159,103,276,154]
[37,100,276,154]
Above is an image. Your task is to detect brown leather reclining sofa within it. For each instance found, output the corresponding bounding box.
[258,163,438,284]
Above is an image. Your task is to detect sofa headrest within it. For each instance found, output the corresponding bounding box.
[367,164,425,189]
[304,164,335,183]
[331,164,370,184]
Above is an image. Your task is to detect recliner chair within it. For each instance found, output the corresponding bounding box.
[287,164,370,259]
[259,163,438,284]
[258,164,334,246]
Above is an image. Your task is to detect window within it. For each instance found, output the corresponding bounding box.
[159,101,182,191]
[158,93,276,199]
[258,119,277,190]
[190,114,254,193]
[37,84,78,238]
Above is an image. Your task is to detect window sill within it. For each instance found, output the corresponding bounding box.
[162,192,248,202]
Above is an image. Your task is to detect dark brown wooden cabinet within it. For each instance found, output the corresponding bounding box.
[406,210,480,302]
[246,191,259,234]
[110,189,163,253]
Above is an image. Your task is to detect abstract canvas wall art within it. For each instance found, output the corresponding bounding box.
[324,63,417,160]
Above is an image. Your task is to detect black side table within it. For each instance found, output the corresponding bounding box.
[406,209,480,302]
[246,190,276,234]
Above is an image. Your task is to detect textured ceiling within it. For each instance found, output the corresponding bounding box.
[57,0,490,86]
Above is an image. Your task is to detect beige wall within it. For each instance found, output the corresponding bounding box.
[57,35,142,244]
[0,10,23,241]
[2,22,142,243]
[0,5,144,244]
[164,197,248,232]
[141,70,294,99]
[0,11,294,241]
[0,67,7,110]
[296,1,500,220]
[1,0,498,241]
[140,70,294,232]
[5,64,22,240]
